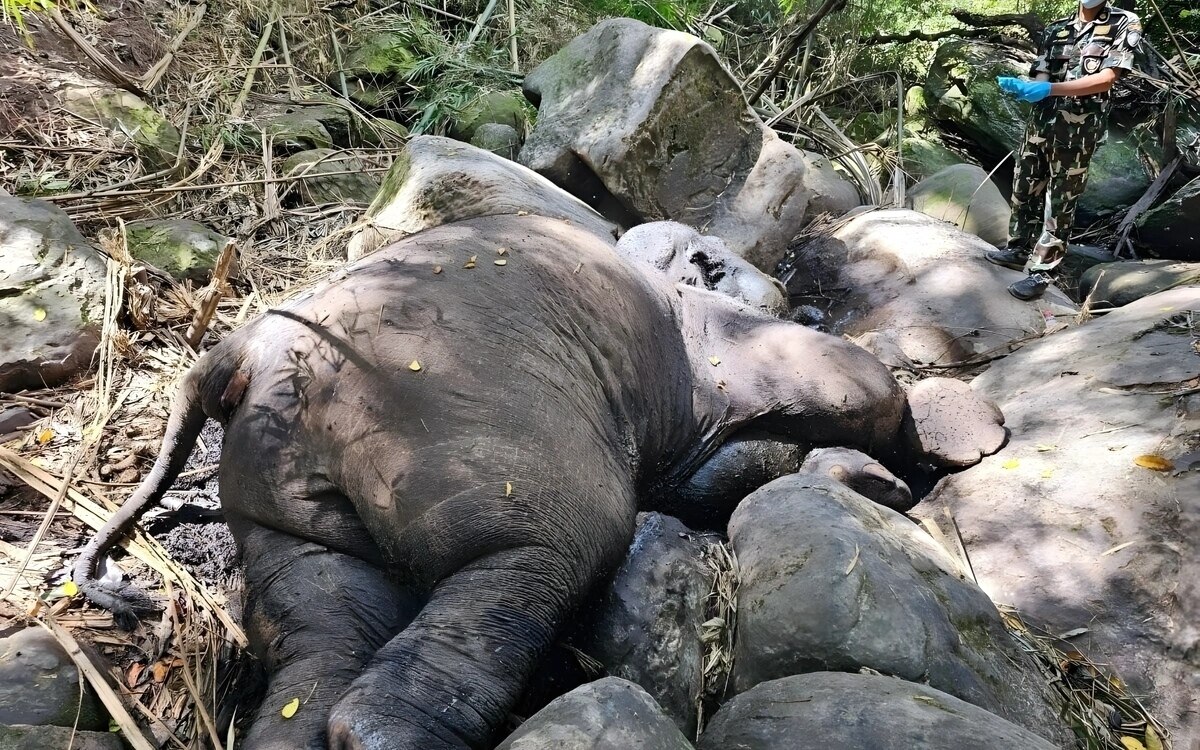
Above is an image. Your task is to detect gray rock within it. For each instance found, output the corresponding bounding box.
[1078,126,1154,223]
[125,219,229,284]
[571,513,714,735]
[902,132,968,181]
[924,40,1029,162]
[0,627,107,730]
[1135,175,1200,260]
[470,123,522,161]
[903,376,1006,468]
[281,149,380,206]
[497,677,694,750]
[615,222,786,315]
[697,672,1057,750]
[917,286,1200,746]
[798,447,912,511]
[347,136,617,260]
[258,104,350,151]
[338,31,420,108]
[61,86,180,170]
[0,407,36,441]
[799,151,859,219]
[728,475,1066,742]
[0,196,106,393]
[905,164,1010,248]
[452,91,530,142]
[520,19,817,271]
[779,209,1076,367]
[0,724,122,750]
[1080,259,1200,308]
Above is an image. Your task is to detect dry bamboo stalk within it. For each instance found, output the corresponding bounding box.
[0,447,248,645]
[166,581,224,750]
[141,3,207,91]
[42,617,158,750]
[48,8,145,95]
[507,0,518,72]
[185,240,238,349]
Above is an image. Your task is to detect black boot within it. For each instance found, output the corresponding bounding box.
[1008,272,1051,301]
[985,245,1030,271]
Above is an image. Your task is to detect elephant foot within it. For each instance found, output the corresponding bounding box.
[326,688,470,750]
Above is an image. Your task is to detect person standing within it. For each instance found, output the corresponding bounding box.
[987,0,1143,300]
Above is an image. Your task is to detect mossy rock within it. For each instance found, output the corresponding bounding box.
[450,90,532,142]
[845,112,892,145]
[924,40,1029,162]
[338,32,421,109]
[469,123,521,161]
[1135,174,1200,260]
[126,219,229,283]
[355,118,410,147]
[61,86,180,170]
[902,134,967,182]
[1077,127,1153,223]
[281,149,380,205]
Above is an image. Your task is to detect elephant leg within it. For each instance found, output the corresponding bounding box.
[326,546,597,750]
[236,521,422,750]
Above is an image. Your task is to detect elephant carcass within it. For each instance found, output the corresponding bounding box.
[73,214,906,749]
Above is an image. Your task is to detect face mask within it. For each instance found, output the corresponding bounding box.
[1080,0,1106,7]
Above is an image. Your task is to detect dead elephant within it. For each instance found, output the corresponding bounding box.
[74,214,907,749]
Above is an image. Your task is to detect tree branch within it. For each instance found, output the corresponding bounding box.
[746,0,848,107]
[949,10,1044,39]
[860,26,1030,50]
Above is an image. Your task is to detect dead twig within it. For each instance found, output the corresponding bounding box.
[185,239,238,349]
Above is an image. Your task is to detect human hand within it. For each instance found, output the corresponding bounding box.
[997,76,1052,103]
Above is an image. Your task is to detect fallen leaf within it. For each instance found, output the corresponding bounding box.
[573,262,583,274]
[281,698,300,719]
[125,662,144,688]
[516,210,529,216]
[1120,737,1148,750]
[1145,725,1163,750]
[496,247,508,255]
[33,308,46,321]
[62,580,78,597]
[37,428,53,445]
[109,719,120,733]
[408,360,422,372]
[433,265,442,274]
[1001,458,1020,470]
[1134,454,1174,472]
[1056,627,1089,639]
[708,356,721,366]
[494,259,507,266]
[1040,468,1054,478]
[505,482,512,497]
[464,255,477,269]
[151,660,170,683]
[1035,443,1057,452]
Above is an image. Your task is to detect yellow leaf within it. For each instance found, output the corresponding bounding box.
[33,308,47,321]
[494,259,508,266]
[408,360,422,372]
[505,482,513,497]
[1040,468,1054,478]
[37,428,53,445]
[1133,454,1173,472]
[1120,737,1147,750]
[1145,726,1163,750]
[62,580,78,597]
[1001,458,1020,470]
[281,698,300,719]
[708,356,721,366]
[1035,443,1057,452]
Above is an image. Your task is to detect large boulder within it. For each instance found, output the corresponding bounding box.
[569,513,714,735]
[697,672,1057,750]
[779,209,1076,367]
[917,286,1200,744]
[799,151,859,218]
[905,164,1010,247]
[1136,174,1200,260]
[497,678,694,750]
[924,40,1030,162]
[520,19,822,271]
[451,90,530,142]
[0,627,108,730]
[728,475,1065,742]
[1078,126,1154,223]
[0,724,122,750]
[125,219,229,284]
[1080,259,1200,308]
[347,136,618,260]
[0,197,106,393]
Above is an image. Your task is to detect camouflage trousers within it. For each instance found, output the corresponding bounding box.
[1008,103,1105,273]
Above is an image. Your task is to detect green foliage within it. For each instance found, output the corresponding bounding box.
[2,0,55,38]
[574,0,708,29]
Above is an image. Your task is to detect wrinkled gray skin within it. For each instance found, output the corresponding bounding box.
[74,214,905,750]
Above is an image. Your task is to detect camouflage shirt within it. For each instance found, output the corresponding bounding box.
[1029,5,1143,113]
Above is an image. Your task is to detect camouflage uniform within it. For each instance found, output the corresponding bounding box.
[1010,5,1143,272]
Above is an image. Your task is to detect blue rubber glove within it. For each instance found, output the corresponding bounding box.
[997,76,1052,103]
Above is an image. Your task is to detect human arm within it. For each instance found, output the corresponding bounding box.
[1049,68,1120,97]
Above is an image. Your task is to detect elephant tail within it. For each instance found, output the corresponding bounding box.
[72,345,248,629]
